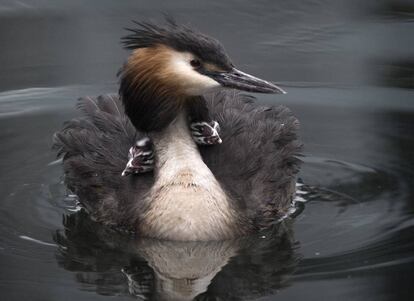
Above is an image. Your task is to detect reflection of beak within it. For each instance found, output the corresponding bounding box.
[207,68,286,94]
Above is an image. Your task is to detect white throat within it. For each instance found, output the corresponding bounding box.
[152,111,208,180]
[139,110,239,241]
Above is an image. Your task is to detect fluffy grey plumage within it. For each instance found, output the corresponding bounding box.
[53,92,302,232]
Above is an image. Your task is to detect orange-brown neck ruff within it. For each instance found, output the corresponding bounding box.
[119,45,187,132]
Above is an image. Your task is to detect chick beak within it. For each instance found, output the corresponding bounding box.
[209,68,286,94]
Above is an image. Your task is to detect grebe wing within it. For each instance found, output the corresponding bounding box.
[53,94,153,228]
[201,91,302,226]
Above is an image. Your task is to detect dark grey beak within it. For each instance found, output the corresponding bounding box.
[209,68,286,94]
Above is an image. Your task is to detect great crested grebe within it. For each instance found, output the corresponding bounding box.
[54,20,302,241]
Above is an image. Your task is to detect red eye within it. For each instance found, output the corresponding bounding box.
[190,59,201,68]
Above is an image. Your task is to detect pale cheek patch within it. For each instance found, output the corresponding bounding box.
[169,52,220,95]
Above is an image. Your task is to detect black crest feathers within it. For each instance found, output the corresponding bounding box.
[122,18,233,70]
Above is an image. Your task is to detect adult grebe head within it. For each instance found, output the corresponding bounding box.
[119,19,285,131]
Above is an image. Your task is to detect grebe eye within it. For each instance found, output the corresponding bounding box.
[190,59,201,68]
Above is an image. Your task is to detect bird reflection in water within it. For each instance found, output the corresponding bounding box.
[54,211,299,300]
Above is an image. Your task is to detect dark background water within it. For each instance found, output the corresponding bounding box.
[0,0,413,300]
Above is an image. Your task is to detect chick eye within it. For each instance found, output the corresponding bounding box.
[190,59,201,68]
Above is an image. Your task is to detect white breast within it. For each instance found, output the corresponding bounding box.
[139,111,239,241]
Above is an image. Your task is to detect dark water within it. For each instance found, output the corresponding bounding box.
[1,1,414,300]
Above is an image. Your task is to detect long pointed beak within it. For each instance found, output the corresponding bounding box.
[209,68,286,94]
